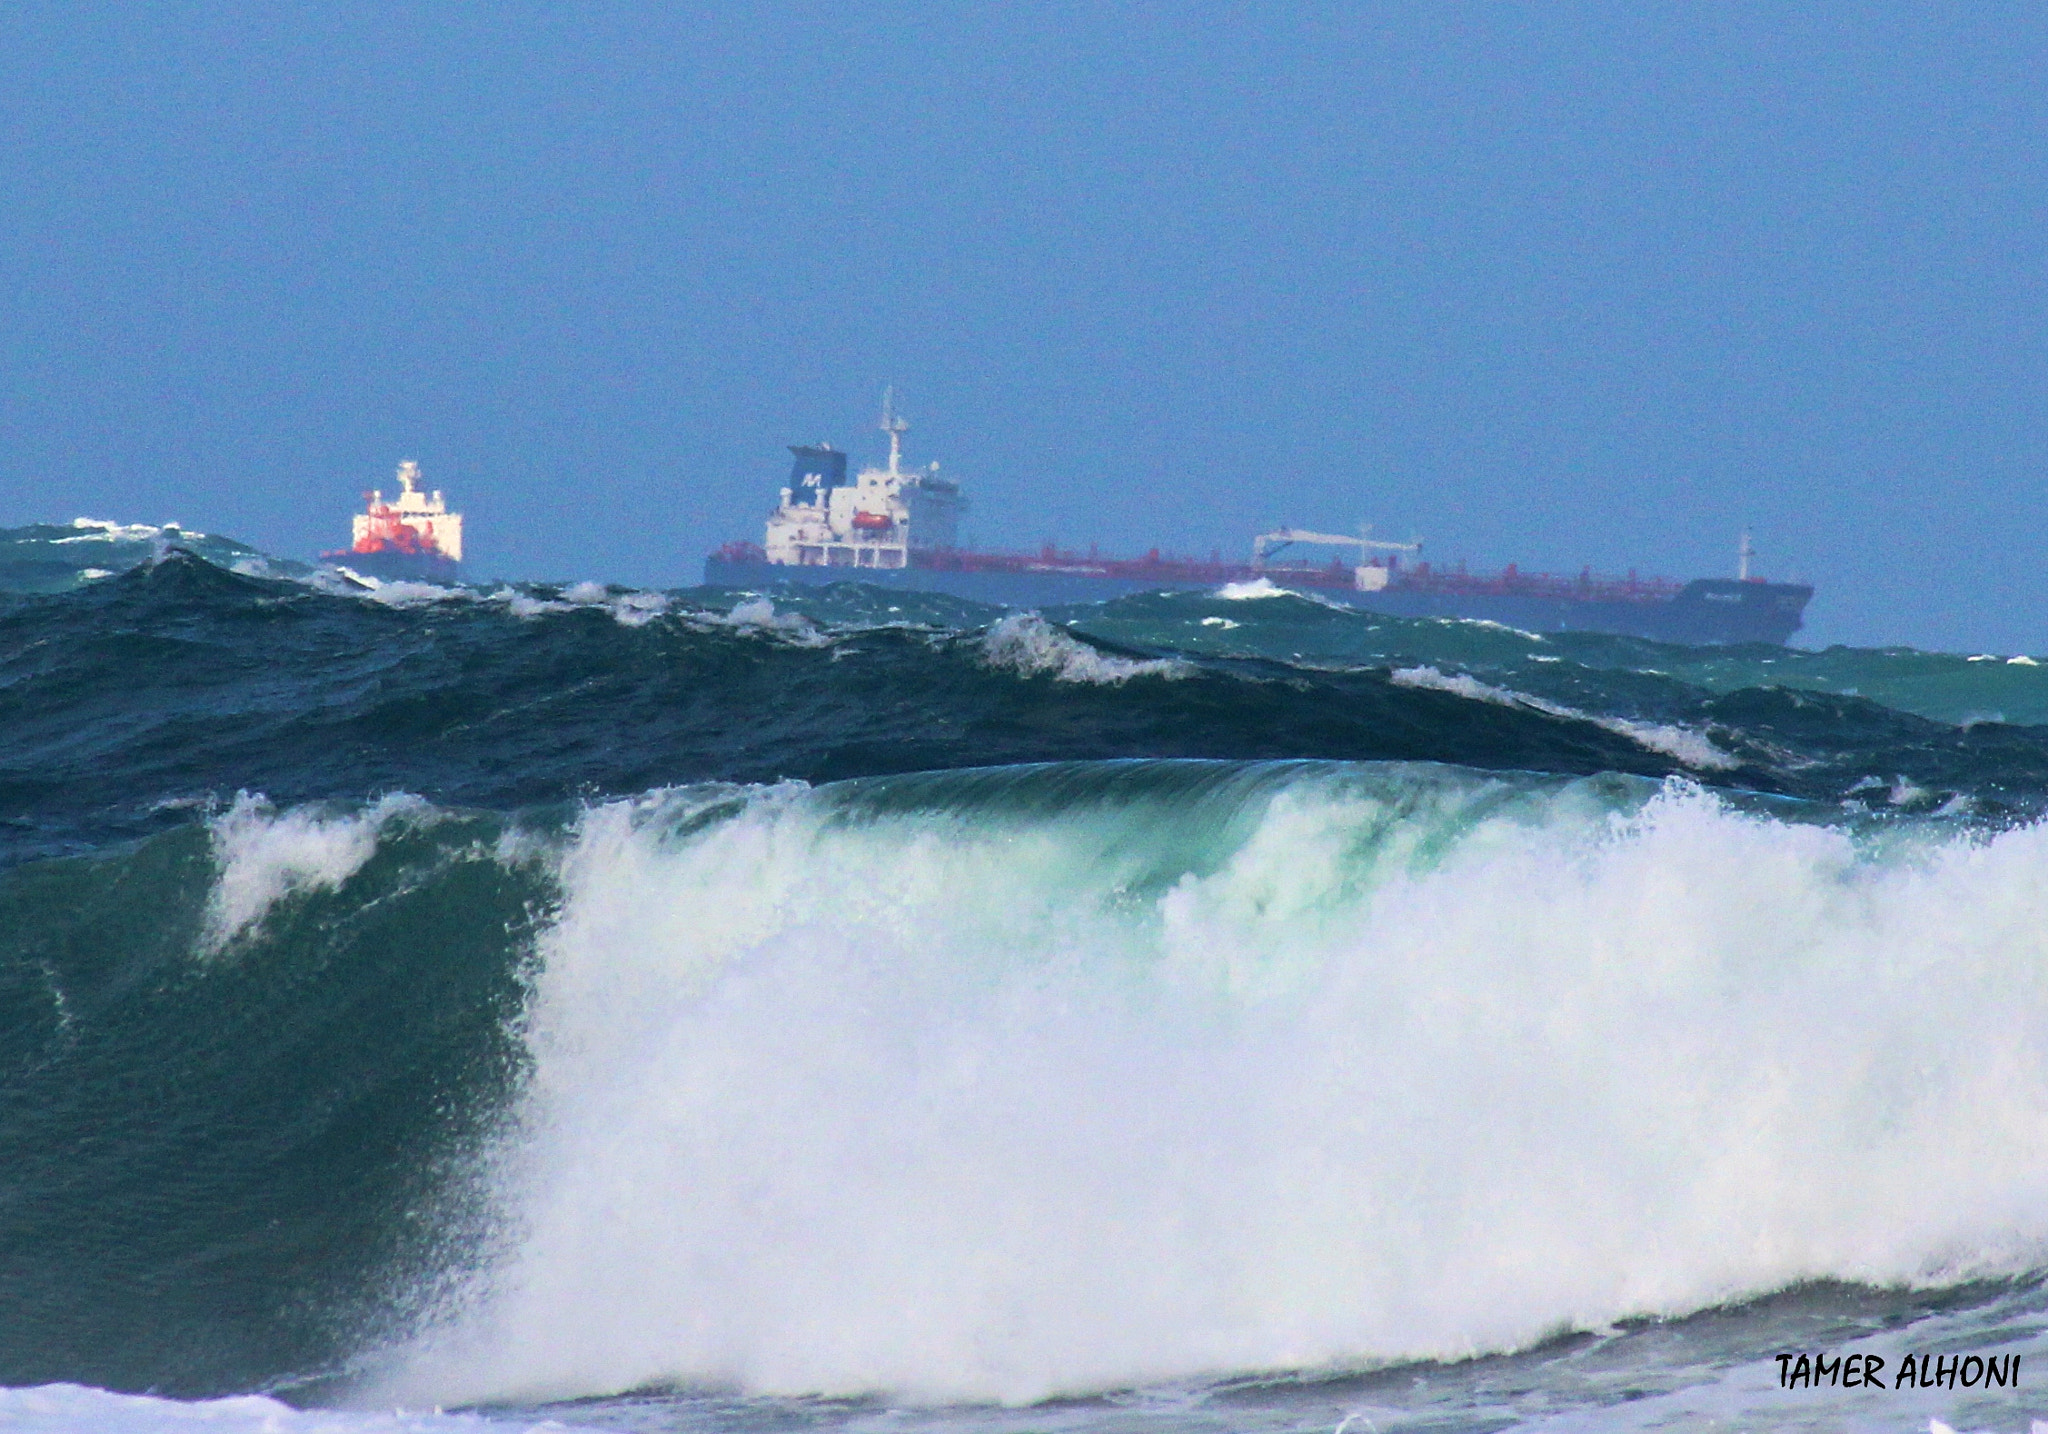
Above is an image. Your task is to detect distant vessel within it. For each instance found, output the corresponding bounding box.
[324,461,463,583]
[705,396,1813,645]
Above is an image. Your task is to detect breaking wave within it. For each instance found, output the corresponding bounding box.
[979,613,1191,683]
[7,535,2048,1428]
[360,762,2048,1406]
[1389,664,1740,771]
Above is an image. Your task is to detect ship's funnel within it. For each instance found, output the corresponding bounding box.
[788,445,848,504]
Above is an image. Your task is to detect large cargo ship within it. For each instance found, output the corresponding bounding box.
[706,399,1813,645]
[322,460,464,583]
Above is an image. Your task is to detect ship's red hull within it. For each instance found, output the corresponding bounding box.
[705,542,1812,645]
[321,544,462,584]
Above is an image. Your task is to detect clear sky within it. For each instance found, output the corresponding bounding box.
[2,3,2043,650]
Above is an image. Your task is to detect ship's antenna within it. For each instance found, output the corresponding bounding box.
[1738,528,1754,581]
[397,460,421,495]
[879,384,909,476]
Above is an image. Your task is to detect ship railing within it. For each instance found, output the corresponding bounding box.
[914,545,1246,584]
[733,537,1688,601]
[1398,564,1684,602]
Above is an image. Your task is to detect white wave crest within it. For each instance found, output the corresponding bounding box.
[203,794,416,952]
[330,572,469,606]
[980,613,1188,683]
[1432,616,1549,641]
[724,596,802,631]
[607,591,669,626]
[1599,717,1739,771]
[1209,577,1361,613]
[674,596,824,645]
[552,581,668,627]
[54,518,207,543]
[1215,577,1297,600]
[388,767,2048,1407]
[500,589,574,618]
[1391,664,1737,770]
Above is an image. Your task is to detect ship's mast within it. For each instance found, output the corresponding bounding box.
[397,460,422,496]
[879,385,909,477]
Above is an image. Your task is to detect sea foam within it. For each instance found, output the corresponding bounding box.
[1391,664,1738,770]
[0,1384,567,1434]
[980,613,1188,683]
[204,794,421,953]
[383,762,2048,1407]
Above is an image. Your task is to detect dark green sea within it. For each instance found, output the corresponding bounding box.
[2,520,2045,1434]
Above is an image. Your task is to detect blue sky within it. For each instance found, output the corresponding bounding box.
[2,3,2044,649]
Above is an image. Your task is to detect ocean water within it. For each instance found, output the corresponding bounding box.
[4,521,2048,1433]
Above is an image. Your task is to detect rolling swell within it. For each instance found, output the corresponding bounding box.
[5,541,2048,1411]
[385,761,2048,1406]
[8,553,2048,871]
[0,554,1692,864]
[0,801,545,1395]
[1068,586,2048,727]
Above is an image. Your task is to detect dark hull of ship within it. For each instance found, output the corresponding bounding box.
[703,555,1811,646]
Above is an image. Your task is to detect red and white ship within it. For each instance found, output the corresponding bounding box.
[323,461,464,583]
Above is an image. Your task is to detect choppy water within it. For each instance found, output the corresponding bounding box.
[4,520,2047,1433]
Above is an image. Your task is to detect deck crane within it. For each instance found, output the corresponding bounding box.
[1252,528,1421,589]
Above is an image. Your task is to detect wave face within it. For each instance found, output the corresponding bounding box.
[7,550,2048,869]
[0,798,541,1396]
[383,764,2048,1408]
[4,538,2048,1430]
[0,519,298,594]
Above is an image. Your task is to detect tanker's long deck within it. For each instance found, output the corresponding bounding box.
[702,555,1810,645]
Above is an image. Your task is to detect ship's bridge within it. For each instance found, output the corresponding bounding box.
[763,394,964,570]
[353,460,463,562]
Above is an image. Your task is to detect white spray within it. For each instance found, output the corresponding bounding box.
[385,763,2048,1407]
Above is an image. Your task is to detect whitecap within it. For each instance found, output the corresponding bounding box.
[980,612,1189,683]
[1428,615,1549,640]
[330,570,470,607]
[0,1383,567,1433]
[1391,664,1738,771]
[202,793,419,953]
[1215,577,1296,600]
[54,518,207,543]
[381,771,2048,1406]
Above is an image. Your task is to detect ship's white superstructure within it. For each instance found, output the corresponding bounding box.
[762,391,963,569]
[352,461,463,562]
